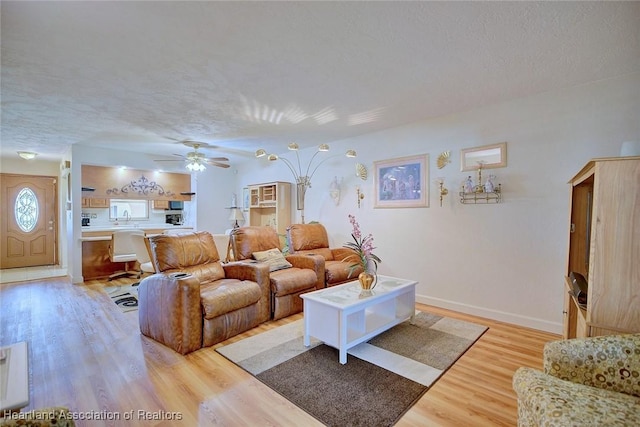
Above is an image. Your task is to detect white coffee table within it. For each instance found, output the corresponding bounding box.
[301,275,417,364]
[0,341,29,412]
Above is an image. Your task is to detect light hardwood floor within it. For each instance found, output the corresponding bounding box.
[0,276,559,426]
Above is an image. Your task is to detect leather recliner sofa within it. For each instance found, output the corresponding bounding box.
[287,223,363,287]
[138,231,271,355]
[230,226,325,320]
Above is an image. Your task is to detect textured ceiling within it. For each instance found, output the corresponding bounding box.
[1,1,639,164]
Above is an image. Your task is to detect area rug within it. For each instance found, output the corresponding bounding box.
[216,311,488,427]
[104,282,139,313]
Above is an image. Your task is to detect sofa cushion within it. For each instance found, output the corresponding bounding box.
[253,248,293,272]
[270,268,318,297]
[200,279,262,319]
[148,231,226,283]
[288,223,330,251]
[232,226,282,261]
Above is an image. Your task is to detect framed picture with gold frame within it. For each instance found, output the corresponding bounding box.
[373,154,429,208]
[460,142,507,171]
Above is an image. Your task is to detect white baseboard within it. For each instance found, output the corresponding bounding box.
[416,294,563,335]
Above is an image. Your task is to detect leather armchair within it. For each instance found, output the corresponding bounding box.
[512,334,640,426]
[230,226,324,320]
[287,223,363,287]
[138,231,270,355]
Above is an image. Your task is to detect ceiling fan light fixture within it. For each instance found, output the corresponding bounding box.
[255,149,267,158]
[345,149,357,158]
[288,143,299,151]
[267,154,279,161]
[186,160,206,172]
[318,144,330,152]
[18,151,38,160]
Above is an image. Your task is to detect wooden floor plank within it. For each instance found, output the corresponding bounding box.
[0,277,559,426]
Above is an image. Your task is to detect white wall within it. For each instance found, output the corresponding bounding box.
[233,72,640,333]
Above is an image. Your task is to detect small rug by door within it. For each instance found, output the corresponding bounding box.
[104,283,139,313]
[216,311,488,427]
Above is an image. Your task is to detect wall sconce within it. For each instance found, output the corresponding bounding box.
[356,186,365,208]
[256,143,357,223]
[17,151,38,160]
[435,178,448,207]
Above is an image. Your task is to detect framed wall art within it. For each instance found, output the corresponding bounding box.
[373,154,429,208]
[460,142,507,171]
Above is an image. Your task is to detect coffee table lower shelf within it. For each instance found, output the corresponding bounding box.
[302,276,417,364]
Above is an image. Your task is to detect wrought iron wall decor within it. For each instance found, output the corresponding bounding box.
[106,175,176,197]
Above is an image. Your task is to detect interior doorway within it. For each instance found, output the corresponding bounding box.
[0,174,58,269]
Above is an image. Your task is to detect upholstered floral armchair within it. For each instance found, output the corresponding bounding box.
[512,334,640,426]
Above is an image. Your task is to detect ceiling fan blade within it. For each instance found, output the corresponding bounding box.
[210,146,254,157]
[208,161,231,168]
[154,159,184,162]
[206,157,229,162]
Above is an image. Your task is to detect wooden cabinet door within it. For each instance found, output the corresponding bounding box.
[588,159,640,333]
[89,198,109,208]
[153,200,170,209]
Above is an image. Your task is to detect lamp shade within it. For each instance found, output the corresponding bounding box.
[228,208,245,221]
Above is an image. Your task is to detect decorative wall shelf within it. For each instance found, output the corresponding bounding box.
[459,163,502,204]
[459,185,502,204]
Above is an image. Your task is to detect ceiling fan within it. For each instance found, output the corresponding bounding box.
[154,141,231,171]
[163,136,255,157]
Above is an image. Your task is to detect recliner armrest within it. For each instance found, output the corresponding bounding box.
[286,254,325,290]
[331,247,359,262]
[222,261,271,323]
[138,274,203,355]
[544,334,640,396]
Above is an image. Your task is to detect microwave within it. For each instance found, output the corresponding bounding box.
[168,201,184,210]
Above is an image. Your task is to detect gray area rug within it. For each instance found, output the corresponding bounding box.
[216,311,488,426]
[104,282,139,313]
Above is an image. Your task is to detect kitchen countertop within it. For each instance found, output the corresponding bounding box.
[80,224,193,240]
[81,224,192,232]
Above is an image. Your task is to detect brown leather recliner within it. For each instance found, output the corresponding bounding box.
[230,226,325,320]
[287,223,363,287]
[138,231,271,355]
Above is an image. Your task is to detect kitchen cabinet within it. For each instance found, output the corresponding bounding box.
[81,197,109,208]
[153,200,170,210]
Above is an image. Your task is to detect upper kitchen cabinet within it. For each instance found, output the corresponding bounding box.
[81,165,192,201]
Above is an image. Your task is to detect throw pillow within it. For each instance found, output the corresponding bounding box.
[253,248,293,272]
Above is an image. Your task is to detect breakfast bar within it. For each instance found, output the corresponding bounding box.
[80,225,193,280]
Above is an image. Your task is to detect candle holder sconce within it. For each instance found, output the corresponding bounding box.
[435,178,448,207]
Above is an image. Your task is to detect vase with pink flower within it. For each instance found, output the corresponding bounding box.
[344,214,381,293]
